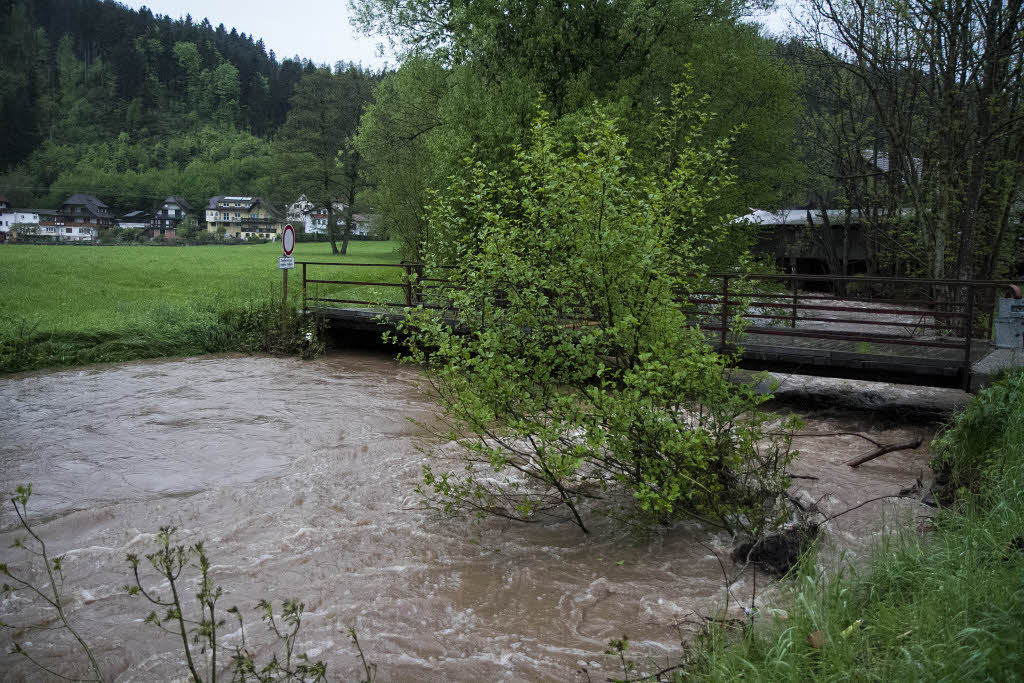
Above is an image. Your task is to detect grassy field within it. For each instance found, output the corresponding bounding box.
[0,240,403,372]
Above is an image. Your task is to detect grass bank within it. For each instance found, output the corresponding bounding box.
[687,371,1024,681]
[0,241,402,372]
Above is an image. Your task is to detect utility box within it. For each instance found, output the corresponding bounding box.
[994,298,1024,348]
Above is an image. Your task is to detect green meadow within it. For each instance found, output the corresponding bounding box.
[0,241,403,372]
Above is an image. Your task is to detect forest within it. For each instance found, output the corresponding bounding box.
[1,0,1023,280]
[0,0,379,226]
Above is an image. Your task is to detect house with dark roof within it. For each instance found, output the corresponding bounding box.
[117,211,153,230]
[152,196,192,241]
[56,193,114,229]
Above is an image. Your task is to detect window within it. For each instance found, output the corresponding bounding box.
[65,228,72,233]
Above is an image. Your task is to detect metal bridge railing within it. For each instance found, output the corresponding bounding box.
[298,263,1022,390]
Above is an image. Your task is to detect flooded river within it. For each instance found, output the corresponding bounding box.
[0,353,938,681]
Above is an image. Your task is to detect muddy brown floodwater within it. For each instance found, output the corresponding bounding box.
[0,353,939,682]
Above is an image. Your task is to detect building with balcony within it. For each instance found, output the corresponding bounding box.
[56,193,114,228]
[205,196,283,239]
[152,196,192,240]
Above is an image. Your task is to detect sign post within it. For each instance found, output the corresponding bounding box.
[280,224,295,307]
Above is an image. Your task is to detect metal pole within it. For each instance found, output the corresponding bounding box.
[790,273,798,329]
[282,267,288,309]
[963,283,975,392]
[721,275,729,350]
[302,262,307,313]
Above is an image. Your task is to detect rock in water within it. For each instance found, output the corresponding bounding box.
[731,524,819,575]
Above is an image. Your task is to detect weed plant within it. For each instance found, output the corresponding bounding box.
[3,487,375,682]
[683,372,1024,682]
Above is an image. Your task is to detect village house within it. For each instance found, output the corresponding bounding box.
[205,196,283,239]
[0,193,43,243]
[56,193,114,228]
[117,210,152,230]
[151,196,192,241]
[287,196,376,236]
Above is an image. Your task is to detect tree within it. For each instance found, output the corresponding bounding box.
[395,96,797,536]
[335,65,377,255]
[355,57,448,259]
[799,0,1024,282]
[273,67,375,255]
[353,0,804,259]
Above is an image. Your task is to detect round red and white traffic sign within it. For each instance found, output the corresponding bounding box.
[282,224,295,256]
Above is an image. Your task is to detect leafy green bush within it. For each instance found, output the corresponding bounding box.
[930,368,1024,497]
[396,91,797,537]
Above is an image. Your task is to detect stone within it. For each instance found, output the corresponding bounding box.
[731,523,819,575]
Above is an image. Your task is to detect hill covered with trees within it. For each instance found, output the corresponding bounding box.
[0,0,372,213]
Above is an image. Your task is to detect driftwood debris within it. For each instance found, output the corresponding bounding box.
[846,438,923,468]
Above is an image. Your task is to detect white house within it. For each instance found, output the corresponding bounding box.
[288,195,369,234]
[0,210,41,231]
[0,200,43,242]
[304,209,329,234]
[37,222,97,241]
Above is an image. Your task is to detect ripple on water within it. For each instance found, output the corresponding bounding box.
[0,352,938,681]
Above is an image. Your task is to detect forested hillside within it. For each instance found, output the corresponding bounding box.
[0,0,336,212]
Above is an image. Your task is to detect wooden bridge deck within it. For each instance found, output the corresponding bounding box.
[316,306,994,389]
[715,330,992,388]
[304,266,1021,391]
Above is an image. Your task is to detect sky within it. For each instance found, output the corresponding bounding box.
[121,1,794,71]
[121,0,392,69]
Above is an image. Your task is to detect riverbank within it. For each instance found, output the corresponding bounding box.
[687,370,1024,681]
[0,241,400,372]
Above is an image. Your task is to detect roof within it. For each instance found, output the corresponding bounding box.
[164,196,193,211]
[207,196,225,209]
[121,210,151,219]
[63,193,109,209]
[736,207,912,226]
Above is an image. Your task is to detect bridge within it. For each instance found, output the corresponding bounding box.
[298,261,1024,392]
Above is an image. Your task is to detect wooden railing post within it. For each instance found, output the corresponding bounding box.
[963,282,975,392]
[721,275,730,350]
[403,263,413,307]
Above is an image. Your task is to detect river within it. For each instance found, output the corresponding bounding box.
[0,353,938,681]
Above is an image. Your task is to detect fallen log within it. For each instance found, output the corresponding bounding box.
[846,438,923,468]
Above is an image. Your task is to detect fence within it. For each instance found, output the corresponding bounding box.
[299,263,1022,390]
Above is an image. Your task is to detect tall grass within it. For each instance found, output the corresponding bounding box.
[0,241,399,372]
[687,372,1024,681]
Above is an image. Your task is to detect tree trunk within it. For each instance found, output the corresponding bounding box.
[341,219,351,255]
[327,204,339,255]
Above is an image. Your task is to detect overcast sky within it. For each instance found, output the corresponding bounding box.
[121,1,793,71]
[121,0,391,69]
